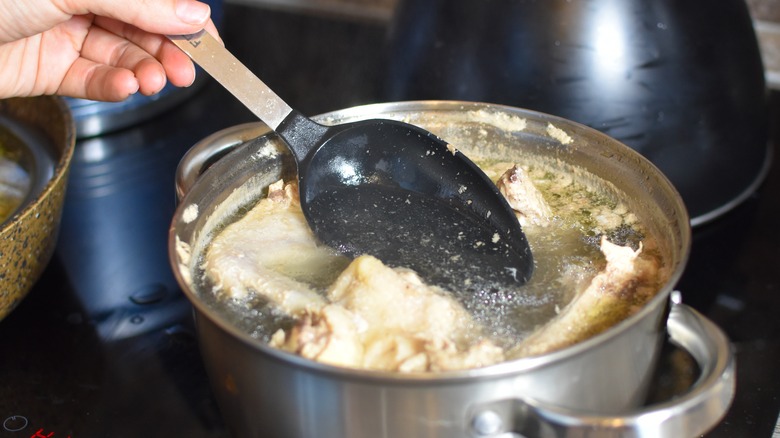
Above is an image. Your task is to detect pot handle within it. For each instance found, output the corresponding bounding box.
[175,122,270,200]
[467,291,735,438]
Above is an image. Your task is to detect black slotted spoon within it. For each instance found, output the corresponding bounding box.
[169,30,533,291]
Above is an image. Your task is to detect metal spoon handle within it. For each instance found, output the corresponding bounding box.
[168,30,293,130]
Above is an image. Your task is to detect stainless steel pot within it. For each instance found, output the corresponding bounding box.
[169,101,734,437]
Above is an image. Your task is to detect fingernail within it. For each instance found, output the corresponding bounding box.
[176,0,211,25]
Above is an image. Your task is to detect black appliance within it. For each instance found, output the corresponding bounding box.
[384,0,772,226]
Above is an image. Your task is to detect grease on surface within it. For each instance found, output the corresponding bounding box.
[546,123,573,145]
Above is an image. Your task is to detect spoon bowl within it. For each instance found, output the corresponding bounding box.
[169,30,533,289]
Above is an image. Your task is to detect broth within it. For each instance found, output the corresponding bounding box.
[194,156,663,355]
[181,111,672,371]
[0,126,32,223]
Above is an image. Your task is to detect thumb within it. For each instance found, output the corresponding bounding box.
[0,0,212,43]
[65,0,212,35]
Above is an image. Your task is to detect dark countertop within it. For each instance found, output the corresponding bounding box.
[0,3,778,437]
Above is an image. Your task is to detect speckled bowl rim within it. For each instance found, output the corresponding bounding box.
[0,97,76,236]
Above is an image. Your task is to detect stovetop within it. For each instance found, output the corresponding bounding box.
[1,4,779,437]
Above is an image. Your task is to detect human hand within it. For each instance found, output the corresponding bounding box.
[0,0,219,101]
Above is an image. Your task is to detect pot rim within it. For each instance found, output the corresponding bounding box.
[170,99,692,383]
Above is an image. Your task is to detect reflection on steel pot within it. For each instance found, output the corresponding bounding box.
[0,97,75,321]
[169,101,733,437]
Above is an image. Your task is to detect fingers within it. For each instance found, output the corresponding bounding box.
[56,14,217,100]
[0,0,220,100]
[57,26,168,99]
[81,25,166,94]
[92,15,223,86]
[59,59,140,101]
[91,17,203,88]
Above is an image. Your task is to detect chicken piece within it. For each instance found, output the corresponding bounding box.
[205,180,503,372]
[205,170,659,371]
[496,165,553,227]
[509,237,659,358]
[272,255,505,372]
[203,180,347,315]
[270,304,365,368]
